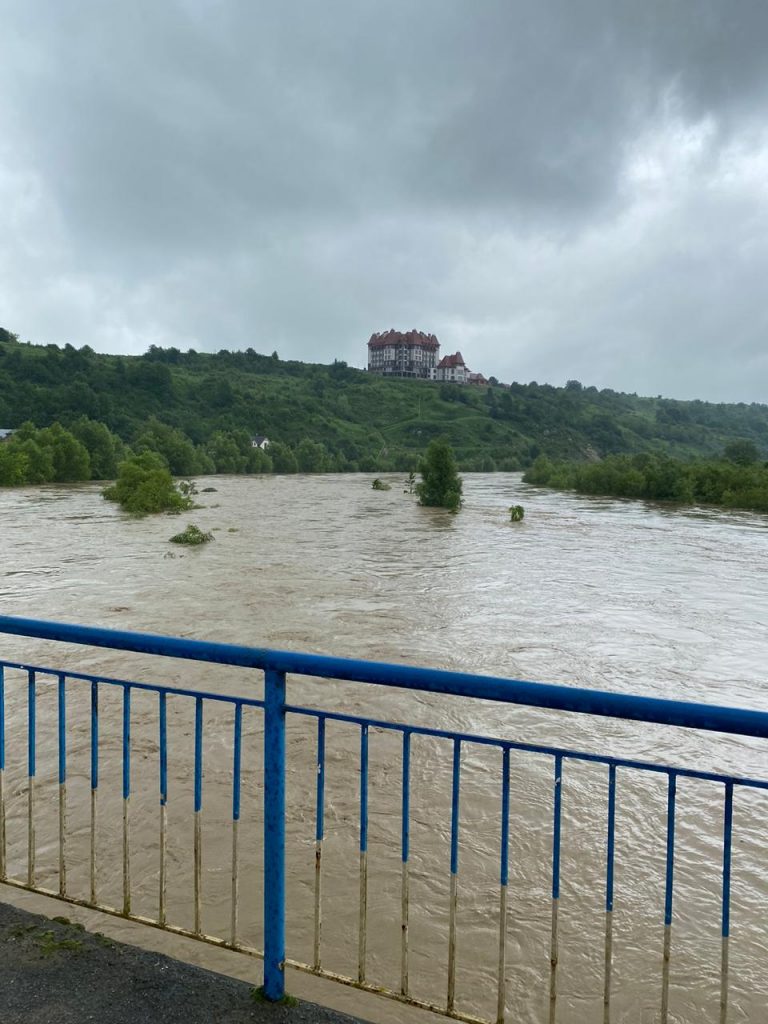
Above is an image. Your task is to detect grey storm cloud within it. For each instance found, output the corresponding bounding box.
[1,0,768,401]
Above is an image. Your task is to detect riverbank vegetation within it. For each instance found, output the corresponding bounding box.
[0,420,125,485]
[523,449,768,513]
[2,328,768,478]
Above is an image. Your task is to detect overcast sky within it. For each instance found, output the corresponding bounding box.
[2,2,768,402]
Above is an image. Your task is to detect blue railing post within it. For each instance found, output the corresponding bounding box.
[263,668,286,1001]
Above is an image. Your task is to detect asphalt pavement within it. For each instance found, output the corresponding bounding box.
[0,901,367,1024]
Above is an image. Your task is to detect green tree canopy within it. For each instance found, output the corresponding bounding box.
[265,440,297,473]
[134,417,205,476]
[416,438,463,511]
[0,444,29,485]
[206,430,248,474]
[69,416,126,479]
[723,439,760,466]
[36,423,91,482]
[103,452,194,515]
[295,438,330,473]
[524,452,768,514]
[246,446,273,473]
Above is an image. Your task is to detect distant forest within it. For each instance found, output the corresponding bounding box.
[1,326,767,484]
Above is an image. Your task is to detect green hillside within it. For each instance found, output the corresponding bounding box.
[1,326,767,475]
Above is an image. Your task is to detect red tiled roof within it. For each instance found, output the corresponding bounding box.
[436,351,466,369]
[368,329,440,351]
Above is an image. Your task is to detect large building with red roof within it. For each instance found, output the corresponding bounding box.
[367,330,489,384]
[367,329,440,379]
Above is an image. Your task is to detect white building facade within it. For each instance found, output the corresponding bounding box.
[434,352,470,383]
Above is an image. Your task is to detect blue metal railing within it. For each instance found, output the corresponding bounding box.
[0,615,766,1024]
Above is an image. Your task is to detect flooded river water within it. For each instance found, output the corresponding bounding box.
[0,473,766,1023]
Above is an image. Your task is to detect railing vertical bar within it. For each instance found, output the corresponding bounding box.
[604,763,617,1024]
[193,696,203,936]
[158,691,168,926]
[231,701,242,947]
[401,730,411,998]
[27,670,36,887]
[497,746,511,1024]
[313,715,326,970]
[661,772,677,1024]
[263,668,286,1001]
[447,738,462,1014]
[549,754,563,1024]
[358,723,369,984]
[720,782,733,1024]
[90,681,98,904]
[0,665,5,882]
[122,685,131,916]
[57,673,67,897]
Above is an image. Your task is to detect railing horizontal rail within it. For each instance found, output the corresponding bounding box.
[2,616,767,737]
[0,659,264,708]
[2,661,762,788]
[285,704,768,790]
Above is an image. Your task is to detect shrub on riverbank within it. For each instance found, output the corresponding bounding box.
[103,452,194,516]
[523,452,768,513]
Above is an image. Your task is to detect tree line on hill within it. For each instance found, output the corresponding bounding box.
[2,327,768,479]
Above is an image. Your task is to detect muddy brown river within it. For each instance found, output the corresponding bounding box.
[0,473,766,1024]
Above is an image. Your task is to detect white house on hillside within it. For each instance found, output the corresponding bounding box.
[251,435,270,449]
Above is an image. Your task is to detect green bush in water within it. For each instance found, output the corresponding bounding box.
[509,505,525,521]
[169,524,214,545]
[372,478,391,491]
[103,452,194,516]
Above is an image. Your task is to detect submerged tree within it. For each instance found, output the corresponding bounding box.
[103,452,194,516]
[169,523,214,545]
[416,438,462,512]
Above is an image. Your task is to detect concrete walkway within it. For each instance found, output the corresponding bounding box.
[0,902,366,1024]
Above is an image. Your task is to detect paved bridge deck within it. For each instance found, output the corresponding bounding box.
[0,901,366,1024]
